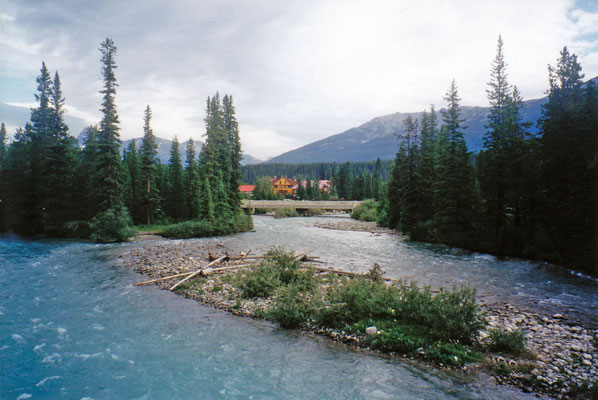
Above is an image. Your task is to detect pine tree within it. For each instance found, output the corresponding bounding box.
[399,115,422,235]
[198,175,215,223]
[184,138,200,219]
[123,139,141,222]
[77,126,100,219]
[41,72,78,232]
[223,95,242,210]
[540,47,597,272]
[432,80,477,247]
[418,106,439,229]
[167,136,184,220]
[139,105,161,225]
[0,123,7,231]
[96,38,125,212]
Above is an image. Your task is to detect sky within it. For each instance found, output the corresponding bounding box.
[1,0,598,159]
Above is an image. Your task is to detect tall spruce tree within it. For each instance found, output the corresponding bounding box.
[0,123,7,231]
[184,138,200,219]
[418,106,439,229]
[478,36,533,254]
[123,139,141,222]
[96,38,125,211]
[42,72,78,232]
[223,95,242,210]
[139,105,161,225]
[540,47,597,272]
[167,136,184,220]
[432,80,477,246]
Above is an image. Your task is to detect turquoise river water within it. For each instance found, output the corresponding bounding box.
[1,215,596,399]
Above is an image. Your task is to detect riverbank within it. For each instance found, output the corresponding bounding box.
[118,237,597,399]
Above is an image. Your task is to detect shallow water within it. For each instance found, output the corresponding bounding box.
[1,230,543,399]
[199,215,598,327]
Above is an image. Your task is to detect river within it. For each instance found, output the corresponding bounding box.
[1,215,596,399]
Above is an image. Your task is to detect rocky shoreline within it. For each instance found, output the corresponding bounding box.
[116,237,597,399]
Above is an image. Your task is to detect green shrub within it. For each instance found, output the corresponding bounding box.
[309,208,324,216]
[238,248,317,298]
[488,329,527,355]
[90,207,136,243]
[351,199,378,221]
[61,220,92,238]
[160,213,253,239]
[268,285,316,328]
[239,264,281,298]
[274,207,299,219]
[316,277,399,327]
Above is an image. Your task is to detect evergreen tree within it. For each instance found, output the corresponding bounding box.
[432,81,477,246]
[479,37,531,254]
[296,176,307,199]
[417,106,439,229]
[184,138,200,219]
[139,105,161,225]
[223,95,242,210]
[167,136,184,220]
[399,115,422,235]
[540,47,597,272]
[123,139,141,222]
[77,126,100,219]
[0,123,7,231]
[96,38,125,212]
[198,175,215,223]
[42,72,78,232]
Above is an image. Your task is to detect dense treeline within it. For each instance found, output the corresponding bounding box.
[243,159,390,201]
[242,160,391,183]
[0,38,250,242]
[383,38,597,274]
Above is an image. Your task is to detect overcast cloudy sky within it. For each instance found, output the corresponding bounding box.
[1,0,598,159]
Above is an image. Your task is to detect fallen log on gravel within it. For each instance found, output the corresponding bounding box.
[169,255,228,291]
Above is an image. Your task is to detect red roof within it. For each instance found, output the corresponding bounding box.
[238,185,255,193]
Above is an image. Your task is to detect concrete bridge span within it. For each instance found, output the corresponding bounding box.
[241,200,361,214]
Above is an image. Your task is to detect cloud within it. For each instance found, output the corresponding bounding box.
[1,0,597,158]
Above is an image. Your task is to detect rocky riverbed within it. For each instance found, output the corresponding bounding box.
[116,238,597,399]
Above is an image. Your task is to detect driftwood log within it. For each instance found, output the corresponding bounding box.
[169,255,228,291]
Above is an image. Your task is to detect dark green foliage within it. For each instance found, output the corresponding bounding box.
[539,47,597,273]
[268,285,317,328]
[241,160,391,185]
[90,207,136,243]
[160,212,252,239]
[317,278,485,344]
[139,105,162,225]
[478,37,534,255]
[0,123,7,231]
[183,138,200,219]
[488,329,527,355]
[252,177,275,200]
[96,38,125,211]
[167,136,184,220]
[123,139,142,222]
[274,207,299,219]
[350,199,377,221]
[316,278,399,327]
[432,81,478,247]
[238,248,316,298]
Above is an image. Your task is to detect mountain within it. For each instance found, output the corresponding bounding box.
[268,96,547,163]
[241,154,262,165]
[0,101,89,137]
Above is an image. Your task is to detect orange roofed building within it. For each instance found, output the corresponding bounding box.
[270,177,294,197]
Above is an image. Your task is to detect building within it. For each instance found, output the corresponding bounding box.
[238,185,255,197]
[270,177,294,197]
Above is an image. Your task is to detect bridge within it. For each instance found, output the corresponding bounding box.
[241,200,361,214]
